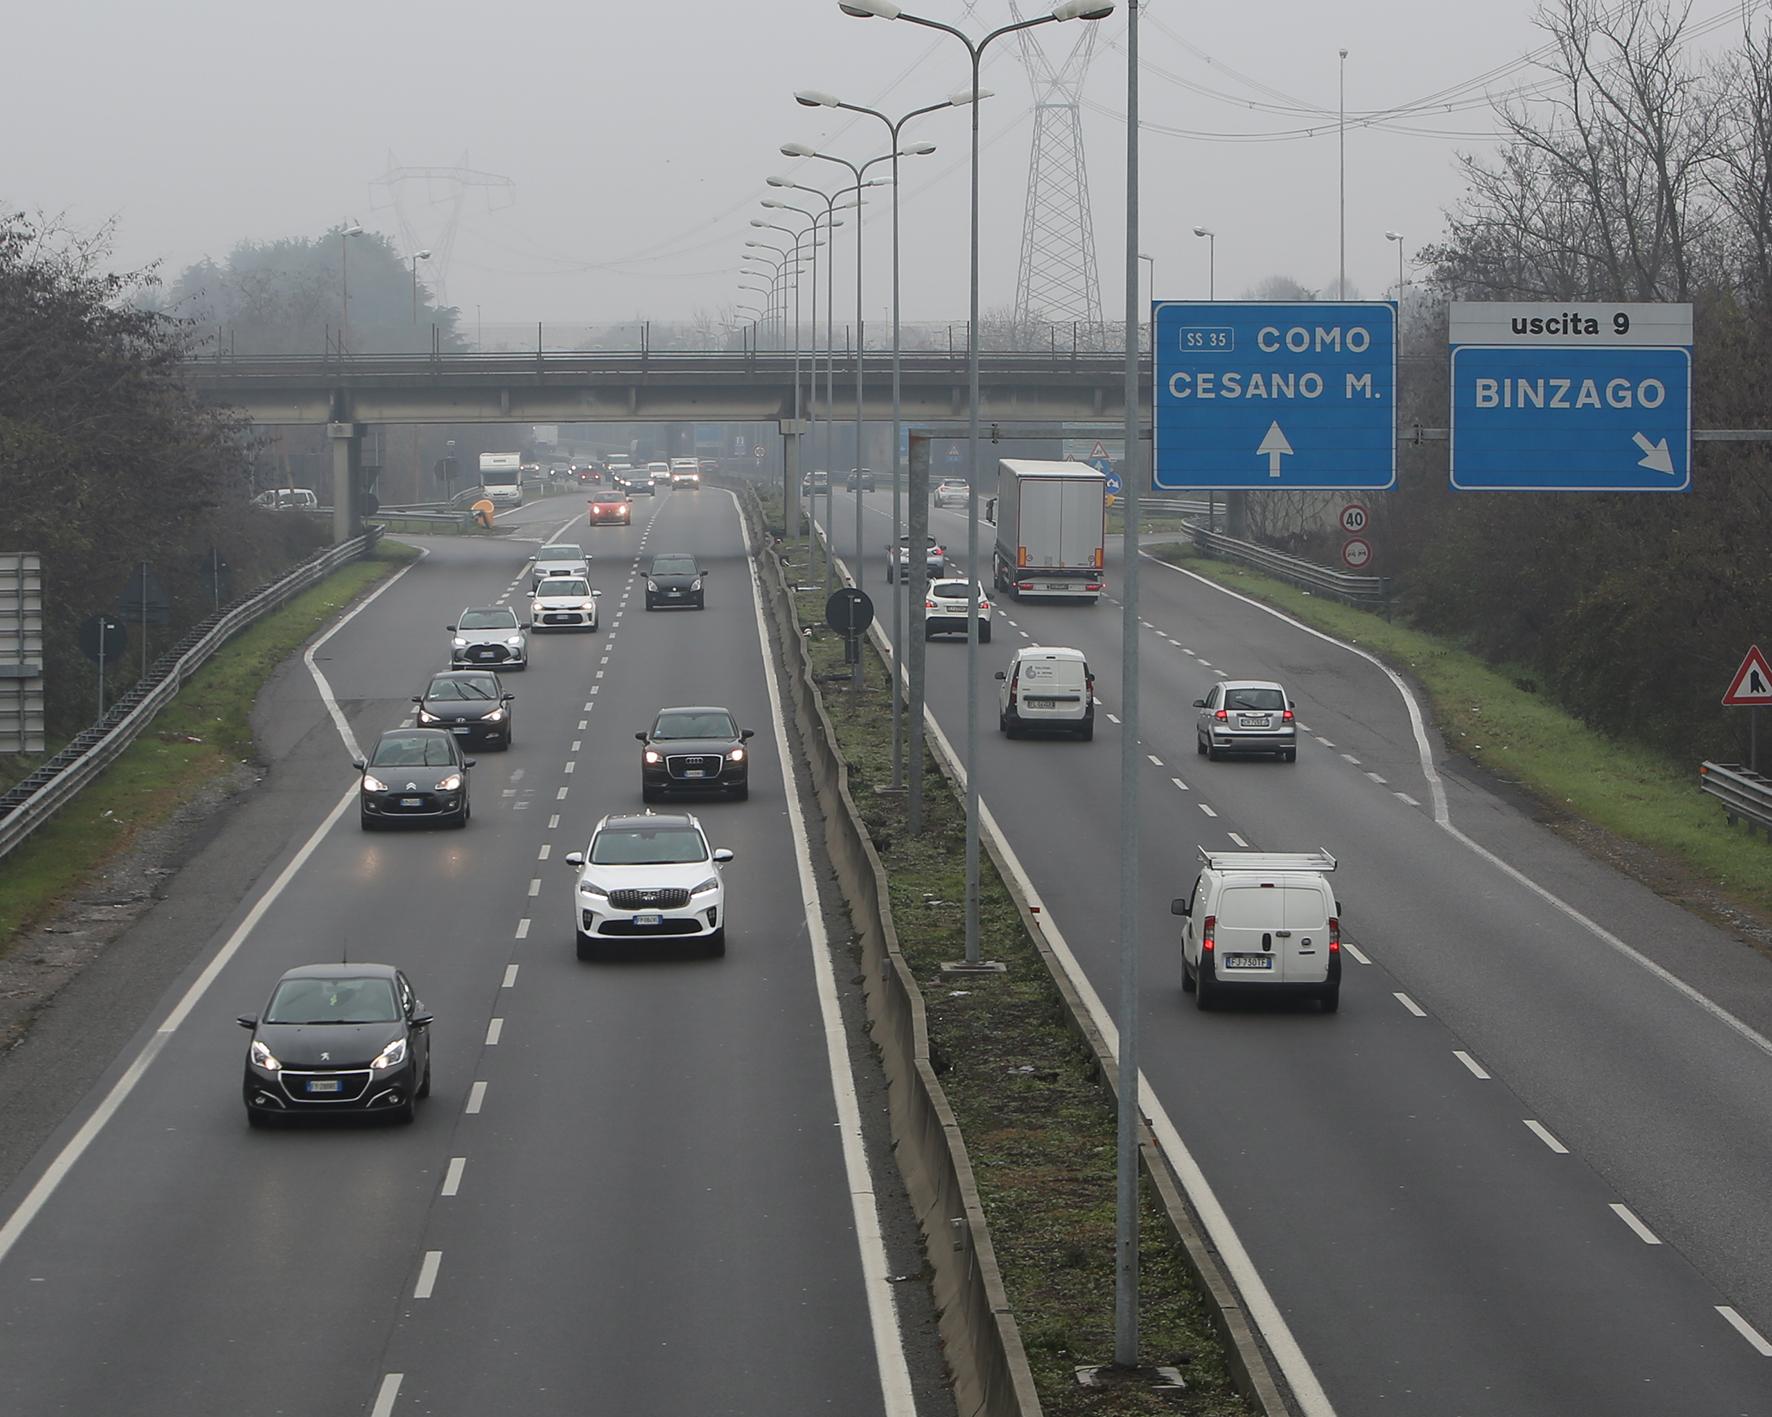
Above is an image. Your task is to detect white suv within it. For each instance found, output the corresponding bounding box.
[670,458,702,488]
[995,645,1094,740]
[1173,847,1341,1011]
[565,812,733,959]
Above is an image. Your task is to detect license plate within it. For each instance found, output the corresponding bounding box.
[400,797,423,807]
[1222,954,1274,970]
[450,726,471,734]
[307,1078,342,1093]
[1026,697,1055,708]
[1239,716,1268,728]
[634,913,663,926]
[684,769,706,779]
[473,650,494,659]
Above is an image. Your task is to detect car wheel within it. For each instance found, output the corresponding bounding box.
[417,1058,432,1099]
[1195,957,1217,1011]
[1005,715,1023,740]
[503,727,514,750]
[1077,718,1094,741]
[924,624,935,640]
[391,1098,417,1125]
[707,928,726,958]
[1283,749,1297,763]
[451,798,470,828]
[696,597,705,610]
[645,598,655,610]
[1196,733,1207,756]
[642,783,660,803]
[576,931,601,962]
[360,811,378,831]
[1206,743,1222,762]
[246,1108,274,1129]
[1320,978,1341,1013]
[998,709,1009,735]
[1181,953,1196,993]
[730,781,749,801]
[980,623,993,643]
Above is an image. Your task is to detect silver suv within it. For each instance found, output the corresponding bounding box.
[449,606,529,671]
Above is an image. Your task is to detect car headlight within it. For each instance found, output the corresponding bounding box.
[417,708,440,724]
[726,747,745,762]
[480,707,506,723]
[643,749,663,765]
[371,1037,408,1071]
[690,877,720,896]
[437,773,465,793]
[647,579,659,592]
[691,579,702,592]
[250,1039,281,1071]
[578,880,608,899]
[362,773,389,793]
[452,637,468,650]
[506,635,524,648]
[581,600,596,612]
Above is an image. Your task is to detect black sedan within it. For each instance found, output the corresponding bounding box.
[638,706,754,801]
[238,963,432,1126]
[356,728,474,829]
[644,552,706,610]
[412,670,514,749]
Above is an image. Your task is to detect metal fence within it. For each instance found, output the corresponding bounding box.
[1187,522,1391,610]
[0,530,382,864]
[1698,761,1772,834]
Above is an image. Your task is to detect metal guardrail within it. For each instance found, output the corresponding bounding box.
[1189,522,1391,609]
[1699,761,1772,834]
[0,530,382,864]
[1140,496,1212,519]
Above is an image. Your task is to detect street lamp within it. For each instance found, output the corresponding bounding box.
[339,221,364,354]
[1137,251,1154,348]
[1385,229,1405,304]
[793,85,987,798]
[755,219,813,344]
[1192,226,1215,300]
[408,249,431,323]
[839,0,1114,968]
[765,200,831,540]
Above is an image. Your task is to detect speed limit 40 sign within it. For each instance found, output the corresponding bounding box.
[1339,503,1370,534]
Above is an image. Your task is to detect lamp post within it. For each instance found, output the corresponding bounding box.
[839,0,1114,965]
[755,220,813,343]
[339,222,364,354]
[794,86,987,797]
[408,249,432,323]
[1192,226,1215,299]
[1138,251,1154,349]
[1339,48,1349,300]
[1385,229,1404,304]
[766,202,833,539]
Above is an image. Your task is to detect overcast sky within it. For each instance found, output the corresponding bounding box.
[6,0,1618,333]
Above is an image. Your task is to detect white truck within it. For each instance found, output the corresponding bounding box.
[479,452,524,508]
[989,459,1107,601]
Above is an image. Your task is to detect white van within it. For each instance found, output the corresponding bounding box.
[995,645,1094,740]
[1173,847,1341,1012]
[253,487,318,511]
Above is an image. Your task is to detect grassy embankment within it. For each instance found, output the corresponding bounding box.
[0,544,418,953]
[1149,540,1772,923]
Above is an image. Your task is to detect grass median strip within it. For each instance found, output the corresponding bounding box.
[779,535,1254,1416]
[1150,541,1772,924]
[0,543,417,953]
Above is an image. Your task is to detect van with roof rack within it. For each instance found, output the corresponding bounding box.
[1172,847,1342,1012]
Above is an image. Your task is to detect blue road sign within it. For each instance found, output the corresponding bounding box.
[1449,345,1691,492]
[1152,302,1396,490]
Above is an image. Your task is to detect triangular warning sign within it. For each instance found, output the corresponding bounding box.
[1090,440,1108,460]
[1722,644,1772,705]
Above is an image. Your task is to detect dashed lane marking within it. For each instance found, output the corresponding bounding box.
[563,761,576,774]
[414,1251,442,1299]
[1147,754,1164,768]
[556,786,569,800]
[1227,832,1250,847]
[547,815,560,830]
[441,1158,465,1197]
[465,1081,487,1114]
[370,1374,403,1417]
[515,919,530,940]
[485,1018,503,1046]
[1524,1120,1568,1154]
[1365,771,1388,785]
[537,845,550,861]
[1609,1204,1662,1245]
[1198,803,1218,818]
[1453,1050,1490,1079]
[1107,713,1121,724]
[1716,1307,1772,1357]
[1394,992,1427,1017]
[1170,777,1189,792]
[1341,753,1362,766]
[1395,792,1421,807]
[528,879,541,898]
[1342,941,1372,965]
[502,964,519,988]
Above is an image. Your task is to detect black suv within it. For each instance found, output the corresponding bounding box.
[638,706,754,801]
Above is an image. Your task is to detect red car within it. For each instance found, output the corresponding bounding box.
[588,492,632,525]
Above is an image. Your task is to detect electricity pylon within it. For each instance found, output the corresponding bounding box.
[369,153,516,308]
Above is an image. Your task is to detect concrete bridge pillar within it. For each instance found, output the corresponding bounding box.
[328,422,364,544]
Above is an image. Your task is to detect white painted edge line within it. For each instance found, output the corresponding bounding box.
[1394,992,1427,1018]
[1342,941,1372,966]
[502,964,519,988]
[465,1081,487,1115]
[1452,1050,1490,1079]
[413,1250,442,1299]
[738,491,915,1415]
[1142,551,1772,1064]
[1523,1120,1568,1154]
[370,1373,403,1417]
[441,1157,466,1197]
[1716,1306,1772,1357]
[1609,1203,1662,1245]
[485,1018,503,1047]
[302,545,430,762]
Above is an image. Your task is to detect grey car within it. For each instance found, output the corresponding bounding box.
[1195,679,1297,761]
[449,605,529,671]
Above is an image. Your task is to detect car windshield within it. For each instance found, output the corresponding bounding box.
[1224,688,1285,712]
[651,556,697,576]
[931,583,979,600]
[427,676,498,702]
[458,609,516,630]
[265,976,401,1025]
[370,734,456,768]
[899,536,938,548]
[537,579,589,598]
[537,545,582,561]
[654,710,737,740]
[589,826,708,865]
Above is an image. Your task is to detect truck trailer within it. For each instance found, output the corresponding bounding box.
[990,459,1107,601]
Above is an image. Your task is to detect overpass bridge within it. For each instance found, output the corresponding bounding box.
[184,350,1151,540]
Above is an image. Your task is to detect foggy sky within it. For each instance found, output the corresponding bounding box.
[7,1,1583,329]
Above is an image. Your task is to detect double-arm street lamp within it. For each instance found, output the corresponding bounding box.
[408,249,432,324]
[793,86,986,796]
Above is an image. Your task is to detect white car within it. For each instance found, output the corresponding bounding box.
[529,576,601,632]
[886,535,946,584]
[669,458,702,489]
[565,812,734,959]
[923,579,992,642]
[933,478,969,509]
[253,487,319,511]
[529,542,590,592]
[647,461,673,488]
[1173,847,1341,1011]
[996,645,1094,740]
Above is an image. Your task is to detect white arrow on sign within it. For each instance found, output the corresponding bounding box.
[1632,432,1676,475]
[1257,422,1294,479]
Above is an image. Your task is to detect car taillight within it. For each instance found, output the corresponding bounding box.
[1086,583,1103,591]
[925,599,936,610]
[1328,917,1340,953]
[1201,915,1216,952]
[979,599,990,610]
[1017,582,1033,591]
[1282,708,1295,722]
[1214,708,1228,721]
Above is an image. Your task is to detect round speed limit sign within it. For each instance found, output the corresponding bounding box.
[1341,537,1373,571]
[1339,503,1370,535]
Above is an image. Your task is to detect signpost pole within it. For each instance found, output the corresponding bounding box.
[96,620,106,720]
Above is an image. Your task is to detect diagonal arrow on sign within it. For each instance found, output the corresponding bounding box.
[1256,422,1294,479]
[1631,431,1676,475]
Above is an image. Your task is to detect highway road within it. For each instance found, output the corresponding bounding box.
[0,489,941,1417]
[820,481,1772,1415]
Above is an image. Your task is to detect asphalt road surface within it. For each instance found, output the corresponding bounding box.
[820,482,1772,1416]
[0,489,929,1417]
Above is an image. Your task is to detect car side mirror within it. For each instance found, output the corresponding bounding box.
[411,695,423,704]
[464,758,478,768]
[520,622,532,631]
[1170,899,1189,917]
[592,588,603,596]
[712,848,735,864]
[1191,699,1206,708]
[502,693,515,703]
[237,1015,258,1029]
[564,851,585,867]
[993,671,1006,681]
[446,624,456,631]
[741,729,755,741]
[1336,900,1343,917]
[352,759,366,772]
[410,1013,434,1028]
[635,731,648,742]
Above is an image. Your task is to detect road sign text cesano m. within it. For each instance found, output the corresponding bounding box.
[1152,302,1396,491]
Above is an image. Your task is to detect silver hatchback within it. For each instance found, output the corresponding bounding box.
[1195,679,1297,761]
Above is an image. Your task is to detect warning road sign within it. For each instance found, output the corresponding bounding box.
[1722,645,1772,705]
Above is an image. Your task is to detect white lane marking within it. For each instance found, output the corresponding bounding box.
[302,546,429,761]
[441,1157,466,1197]
[1341,753,1362,766]
[1610,1203,1662,1245]
[1107,713,1121,724]
[1395,792,1421,807]
[537,844,550,861]
[1170,777,1189,792]
[1365,771,1388,785]
[1147,754,1164,767]
[563,761,576,774]
[1227,831,1250,847]
[1716,1306,1772,1357]
[1452,1050,1490,1079]
[1342,941,1372,965]
[556,786,569,800]
[547,815,560,829]
[1523,1120,1568,1154]
[1198,802,1218,818]
[589,686,599,695]
[515,918,529,938]
[1018,628,1030,638]
[1297,722,1312,732]
[578,720,587,730]
[370,1374,403,1417]
[570,740,582,753]
[1315,736,1334,747]
[414,1250,442,1299]
[503,964,519,988]
[0,783,359,1268]
[466,1081,487,1114]
[485,1018,504,1046]
[527,879,541,897]
[583,701,594,711]
[738,493,916,1416]
[1198,660,1214,669]
[1394,992,1427,1017]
